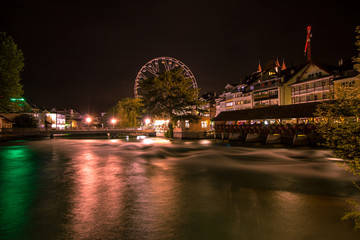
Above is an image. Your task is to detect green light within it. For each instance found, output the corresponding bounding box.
[10,98,25,102]
[0,146,35,239]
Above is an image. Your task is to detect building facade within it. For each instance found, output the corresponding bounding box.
[215,60,359,116]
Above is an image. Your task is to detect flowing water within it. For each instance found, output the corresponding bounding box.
[0,137,360,240]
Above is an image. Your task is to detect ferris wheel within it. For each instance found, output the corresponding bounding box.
[134,56,198,98]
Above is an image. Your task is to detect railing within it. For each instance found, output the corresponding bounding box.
[0,128,156,136]
[215,123,317,138]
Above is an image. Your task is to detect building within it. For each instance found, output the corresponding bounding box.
[173,116,211,139]
[249,59,286,108]
[46,112,66,130]
[199,92,217,119]
[0,115,14,131]
[215,59,359,116]
[290,61,359,104]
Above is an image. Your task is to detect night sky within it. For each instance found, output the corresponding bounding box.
[1,0,359,113]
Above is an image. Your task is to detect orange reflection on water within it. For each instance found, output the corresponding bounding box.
[69,150,124,238]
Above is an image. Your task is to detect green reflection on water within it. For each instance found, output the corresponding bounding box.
[0,145,36,238]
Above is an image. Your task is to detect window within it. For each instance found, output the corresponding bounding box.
[342,81,355,87]
[270,99,278,105]
[226,102,234,107]
[307,82,314,88]
[201,121,208,128]
[185,120,190,129]
[300,95,306,103]
[270,89,278,96]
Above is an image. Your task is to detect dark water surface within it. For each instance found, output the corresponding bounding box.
[1,137,360,240]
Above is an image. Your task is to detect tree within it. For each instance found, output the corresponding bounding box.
[0,32,24,112]
[316,86,360,173]
[316,85,360,230]
[316,26,360,230]
[14,114,38,128]
[354,26,360,72]
[138,68,204,123]
[109,98,142,128]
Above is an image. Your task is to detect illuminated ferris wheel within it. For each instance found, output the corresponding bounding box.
[134,56,198,98]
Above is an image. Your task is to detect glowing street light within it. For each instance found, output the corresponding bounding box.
[144,118,151,125]
[111,118,117,129]
[86,117,92,129]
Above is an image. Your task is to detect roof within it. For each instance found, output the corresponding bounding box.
[0,115,15,123]
[214,102,321,121]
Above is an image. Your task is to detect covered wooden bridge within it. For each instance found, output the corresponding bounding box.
[213,102,321,145]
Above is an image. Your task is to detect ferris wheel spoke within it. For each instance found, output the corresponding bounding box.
[134,56,198,98]
[144,64,158,76]
[139,72,147,80]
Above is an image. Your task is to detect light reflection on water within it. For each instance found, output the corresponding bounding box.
[0,137,360,239]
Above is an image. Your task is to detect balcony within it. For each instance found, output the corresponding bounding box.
[253,94,278,101]
[253,81,281,90]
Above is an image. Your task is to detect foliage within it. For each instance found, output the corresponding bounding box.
[14,114,38,128]
[354,25,360,72]
[109,98,142,128]
[0,32,24,112]
[342,183,360,230]
[316,85,360,174]
[164,122,174,138]
[315,85,360,229]
[138,68,204,123]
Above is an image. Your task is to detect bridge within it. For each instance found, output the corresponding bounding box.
[0,128,157,138]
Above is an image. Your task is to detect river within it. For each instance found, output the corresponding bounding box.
[0,137,359,239]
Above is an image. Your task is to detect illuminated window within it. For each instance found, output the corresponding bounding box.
[226,102,234,107]
[201,121,208,128]
[185,120,190,129]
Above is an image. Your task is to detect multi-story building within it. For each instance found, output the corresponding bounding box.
[290,61,359,104]
[199,92,217,119]
[215,59,359,116]
[215,83,253,116]
[215,84,236,116]
[250,64,283,108]
[290,62,334,104]
[332,61,360,89]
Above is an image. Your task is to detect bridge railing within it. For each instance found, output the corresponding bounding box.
[1,127,156,133]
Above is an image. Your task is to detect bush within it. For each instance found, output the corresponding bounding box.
[14,114,38,128]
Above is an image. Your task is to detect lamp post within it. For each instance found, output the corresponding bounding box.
[111,118,117,129]
[144,118,151,129]
[145,118,150,125]
[86,117,92,129]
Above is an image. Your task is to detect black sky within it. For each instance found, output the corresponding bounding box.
[0,0,359,113]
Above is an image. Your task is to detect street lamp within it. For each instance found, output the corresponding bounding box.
[144,118,151,128]
[86,117,92,129]
[111,118,117,129]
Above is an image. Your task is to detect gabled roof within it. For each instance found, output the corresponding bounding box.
[214,102,321,121]
[0,115,14,123]
[296,62,336,82]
